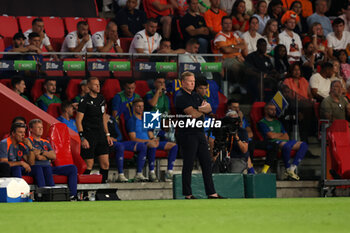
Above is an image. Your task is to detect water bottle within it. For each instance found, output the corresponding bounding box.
[90,191,96,201]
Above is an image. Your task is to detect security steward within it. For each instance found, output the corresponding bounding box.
[175,71,223,199]
[76,77,113,183]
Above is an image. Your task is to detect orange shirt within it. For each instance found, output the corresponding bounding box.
[213,31,243,59]
[282,0,313,18]
[146,0,172,18]
[204,8,227,34]
[283,77,310,99]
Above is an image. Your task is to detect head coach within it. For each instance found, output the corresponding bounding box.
[175,71,223,199]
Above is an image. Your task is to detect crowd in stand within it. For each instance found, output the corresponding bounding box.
[2,0,350,197]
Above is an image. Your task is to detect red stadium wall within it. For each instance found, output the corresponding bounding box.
[0,83,81,162]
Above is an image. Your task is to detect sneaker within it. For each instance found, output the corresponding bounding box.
[285,169,300,181]
[164,171,173,182]
[134,173,148,182]
[116,174,128,183]
[70,195,79,201]
[149,171,158,182]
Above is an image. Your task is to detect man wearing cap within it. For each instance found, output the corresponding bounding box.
[3,32,41,61]
[279,10,303,63]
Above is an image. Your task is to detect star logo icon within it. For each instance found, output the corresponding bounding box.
[150,110,161,122]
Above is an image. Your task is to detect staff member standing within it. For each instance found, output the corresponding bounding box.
[76,77,113,183]
[175,71,222,199]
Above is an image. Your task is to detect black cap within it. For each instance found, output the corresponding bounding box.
[13,32,26,40]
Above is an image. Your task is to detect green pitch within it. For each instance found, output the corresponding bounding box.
[1,198,350,233]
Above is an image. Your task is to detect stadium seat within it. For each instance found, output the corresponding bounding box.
[249,102,266,141]
[49,123,102,183]
[0,15,19,47]
[0,79,12,89]
[116,114,137,159]
[31,79,45,102]
[17,16,35,32]
[41,17,65,39]
[53,175,68,184]
[64,58,86,77]
[88,58,110,78]
[0,38,5,59]
[327,120,350,179]
[216,91,227,119]
[120,37,133,52]
[63,17,84,33]
[101,78,121,103]
[66,79,83,101]
[47,103,61,118]
[87,17,107,35]
[22,176,34,184]
[135,80,150,97]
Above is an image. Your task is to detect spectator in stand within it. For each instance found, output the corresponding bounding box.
[301,42,320,80]
[262,19,279,55]
[339,3,350,32]
[281,0,313,18]
[258,102,308,180]
[57,101,78,133]
[23,18,56,54]
[245,38,277,101]
[271,44,289,78]
[309,62,333,102]
[283,62,312,100]
[320,80,350,122]
[327,18,350,60]
[303,23,328,65]
[279,10,302,63]
[153,38,186,54]
[92,21,123,53]
[346,79,350,101]
[11,77,29,101]
[267,0,283,31]
[220,0,235,15]
[204,0,227,36]
[213,16,248,94]
[143,0,178,39]
[179,38,213,80]
[252,0,270,35]
[289,1,308,36]
[129,18,162,54]
[230,0,250,35]
[73,80,90,103]
[241,16,263,54]
[36,79,62,112]
[337,49,350,81]
[144,75,170,113]
[307,0,332,36]
[105,108,148,182]
[25,32,43,66]
[112,79,140,120]
[116,0,147,37]
[27,119,78,200]
[60,21,93,56]
[3,32,40,61]
[127,98,178,182]
[180,0,210,53]
[0,123,49,186]
[328,59,347,95]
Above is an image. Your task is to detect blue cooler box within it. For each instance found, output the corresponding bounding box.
[0,178,32,203]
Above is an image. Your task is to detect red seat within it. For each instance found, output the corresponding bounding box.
[250,102,266,141]
[22,176,34,184]
[42,17,65,39]
[66,79,83,101]
[327,120,350,179]
[0,16,19,47]
[64,58,86,77]
[53,175,68,184]
[216,91,227,119]
[63,17,84,33]
[88,58,110,78]
[47,103,61,118]
[87,18,107,35]
[101,79,121,103]
[17,16,35,32]
[135,80,150,98]
[0,79,12,88]
[120,37,133,53]
[49,123,102,183]
[118,114,135,159]
[31,79,45,102]
[0,38,6,59]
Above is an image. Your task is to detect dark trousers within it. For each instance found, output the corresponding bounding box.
[52,165,78,196]
[178,132,216,196]
[11,165,54,187]
[248,140,278,166]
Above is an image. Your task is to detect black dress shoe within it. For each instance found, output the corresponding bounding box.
[185,195,197,199]
[208,194,225,199]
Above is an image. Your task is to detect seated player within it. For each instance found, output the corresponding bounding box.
[144,75,170,114]
[57,101,78,133]
[36,79,62,112]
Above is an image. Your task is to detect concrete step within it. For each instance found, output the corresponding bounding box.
[276,181,320,198]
